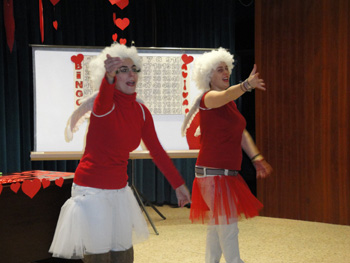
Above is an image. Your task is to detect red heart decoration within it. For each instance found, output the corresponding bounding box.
[53,20,58,30]
[109,0,129,9]
[55,177,64,187]
[49,0,60,6]
[0,184,3,195]
[182,99,189,106]
[181,64,188,70]
[181,54,194,65]
[22,179,41,199]
[115,18,130,30]
[119,38,127,45]
[116,0,129,9]
[182,72,188,78]
[112,33,118,42]
[10,182,21,193]
[182,92,188,98]
[185,108,189,114]
[42,179,50,189]
[71,54,84,64]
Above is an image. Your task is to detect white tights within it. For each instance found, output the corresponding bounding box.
[205,223,244,263]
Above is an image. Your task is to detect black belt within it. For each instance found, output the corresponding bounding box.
[195,166,239,177]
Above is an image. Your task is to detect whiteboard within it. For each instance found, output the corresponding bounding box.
[32,45,210,154]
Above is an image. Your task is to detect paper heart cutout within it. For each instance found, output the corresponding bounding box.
[185,108,189,114]
[181,64,188,70]
[182,72,188,78]
[71,54,84,64]
[53,20,58,30]
[117,0,129,9]
[120,38,127,45]
[183,99,189,106]
[112,33,118,42]
[50,0,60,6]
[42,178,50,189]
[115,18,130,30]
[0,184,3,195]
[181,54,194,65]
[109,0,129,9]
[183,84,187,90]
[10,182,21,193]
[182,92,188,98]
[22,179,41,199]
[55,177,64,187]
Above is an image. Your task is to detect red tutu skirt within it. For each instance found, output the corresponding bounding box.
[190,174,263,225]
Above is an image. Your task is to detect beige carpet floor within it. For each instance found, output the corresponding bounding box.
[134,205,350,263]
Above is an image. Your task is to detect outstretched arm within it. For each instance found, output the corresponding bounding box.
[205,64,266,109]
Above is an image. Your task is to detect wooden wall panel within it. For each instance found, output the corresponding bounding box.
[255,0,350,225]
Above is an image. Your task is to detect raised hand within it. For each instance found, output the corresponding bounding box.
[104,54,122,80]
[246,64,266,91]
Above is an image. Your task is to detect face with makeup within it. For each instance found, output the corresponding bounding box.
[115,58,140,95]
[209,62,230,91]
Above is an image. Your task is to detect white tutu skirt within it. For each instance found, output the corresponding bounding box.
[49,183,149,259]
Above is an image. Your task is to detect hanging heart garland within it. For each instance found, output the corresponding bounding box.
[115,18,130,31]
[109,0,129,10]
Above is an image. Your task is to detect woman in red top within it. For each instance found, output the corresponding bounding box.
[182,48,272,263]
[49,43,191,263]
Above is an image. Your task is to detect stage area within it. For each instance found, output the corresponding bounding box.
[135,205,350,263]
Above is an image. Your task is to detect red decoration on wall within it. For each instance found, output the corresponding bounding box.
[115,18,130,30]
[71,54,84,66]
[181,54,194,65]
[181,54,194,119]
[119,38,127,45]
[4,0,15,52]
[22,179,41,199]
[53,20,58,30]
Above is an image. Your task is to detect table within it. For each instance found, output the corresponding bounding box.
[0,171,78,263]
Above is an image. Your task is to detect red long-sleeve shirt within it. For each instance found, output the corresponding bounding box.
[74,76,184,189]
[196,92,247,170]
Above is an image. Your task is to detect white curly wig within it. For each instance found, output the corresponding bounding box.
[192,47,235,91]
[88,43,142,91]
